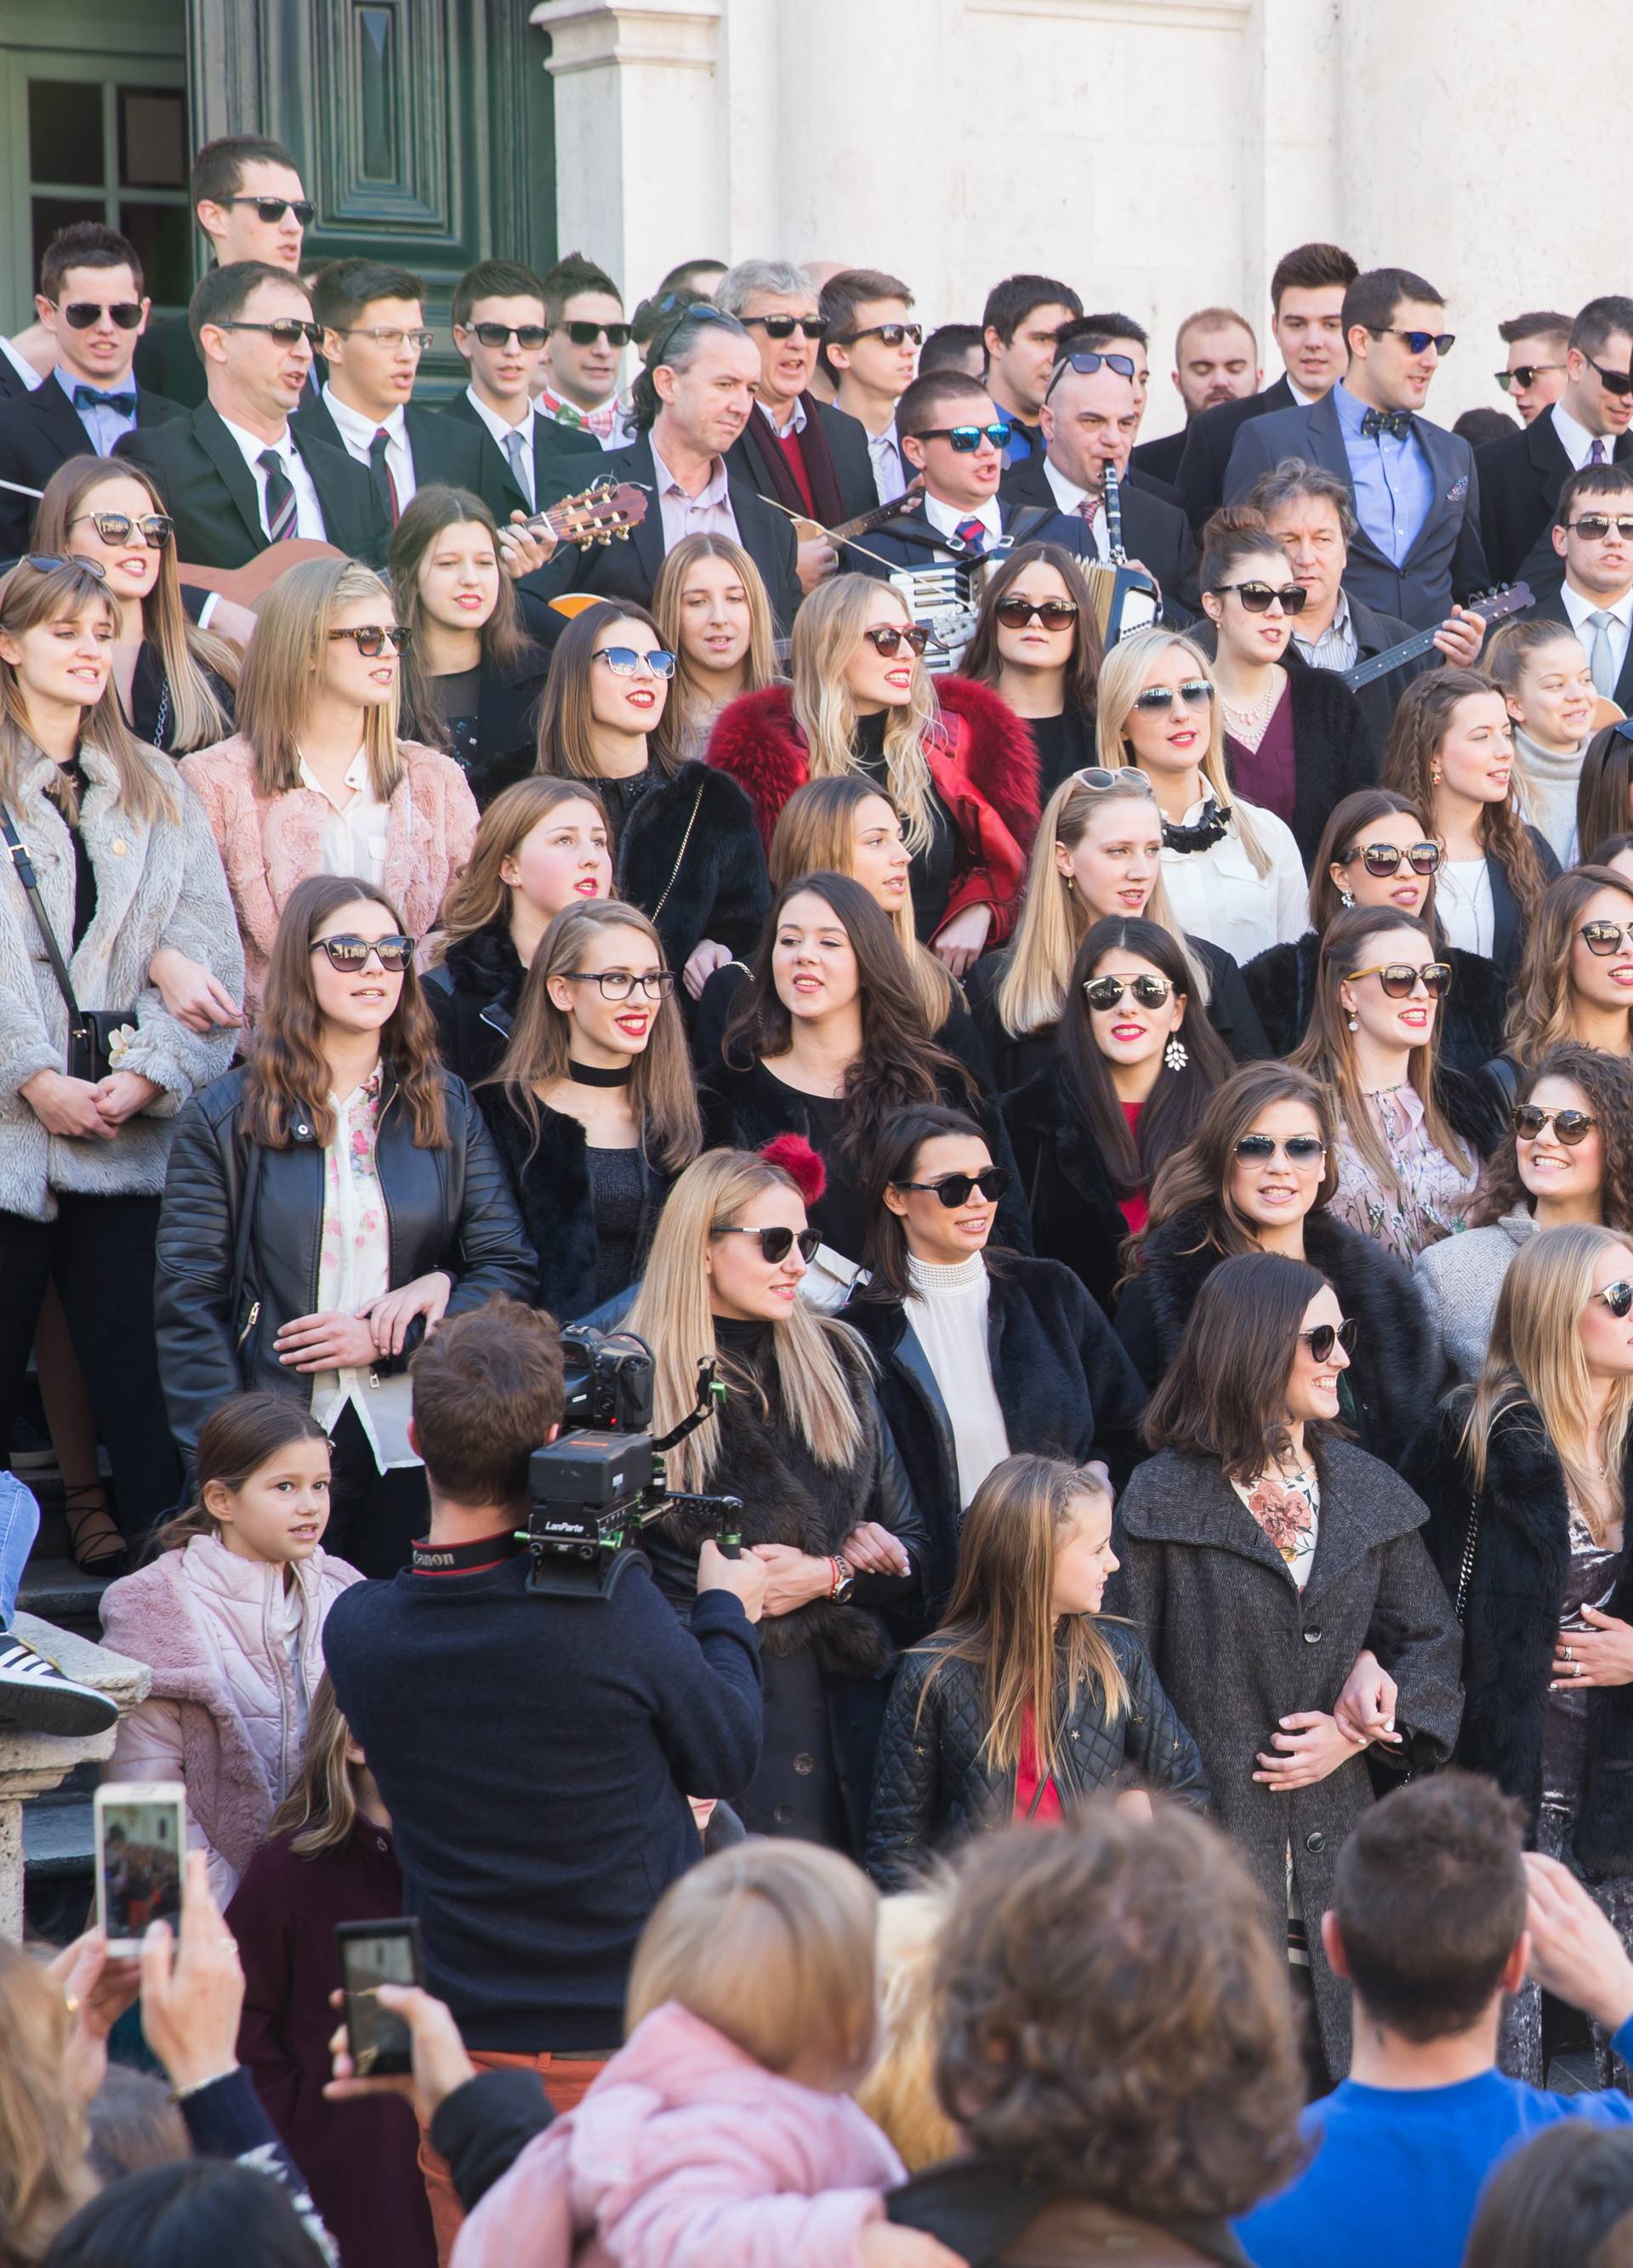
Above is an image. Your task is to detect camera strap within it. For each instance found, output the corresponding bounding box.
[411,1528,527,1575]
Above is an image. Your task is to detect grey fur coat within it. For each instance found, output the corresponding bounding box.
[0,742,242,1219]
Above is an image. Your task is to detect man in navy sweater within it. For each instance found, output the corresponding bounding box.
[1238,1772,1633,2268]
[322,1299,765,2251]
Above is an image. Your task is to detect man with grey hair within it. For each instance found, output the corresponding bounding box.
[717,257,877,591]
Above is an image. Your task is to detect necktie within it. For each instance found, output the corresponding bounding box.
[72,384,136,417]
[1588,608,1619,696]
[1076,495,1102,559]
[1591,438,1608,466]
[953,516,988,556]
[257,448,298,543]
[1360,407,1413,441]
[503,426,532,510]
[369,426,401,525]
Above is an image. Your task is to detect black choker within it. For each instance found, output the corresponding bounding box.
[1162,799,1232,854]
[566,1060,633,1087]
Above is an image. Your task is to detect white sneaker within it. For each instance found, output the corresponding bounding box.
[0,1632,117,1737]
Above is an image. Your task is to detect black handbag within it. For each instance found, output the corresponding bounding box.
[0,805,135,1084]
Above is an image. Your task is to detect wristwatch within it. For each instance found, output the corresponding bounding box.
[831,1553,856,1601]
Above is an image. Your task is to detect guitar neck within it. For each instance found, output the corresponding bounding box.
[1341,622,1442,691]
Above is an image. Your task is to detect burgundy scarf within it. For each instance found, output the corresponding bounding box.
[742,395,847,527]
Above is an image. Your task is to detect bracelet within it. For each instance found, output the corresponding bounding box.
[828,1555,840,1599]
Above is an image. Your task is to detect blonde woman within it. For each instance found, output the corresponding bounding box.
[480,899,702,1321]
[708,571,1038,976]
[1411,1222,1633,2083]
[627,1145,927,1856]
[1096,625,1306,966]
[651,531,778,767]
[965,766,1270,1092]
[181,557,478,1009]
[1486,617,1596,866]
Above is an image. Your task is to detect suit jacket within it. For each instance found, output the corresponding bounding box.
[1344,590,1445,757]
[434,390,601,521]
[1129,425,1186,488]
[0,375,184,554]
[1175,372,1297,531]
[1528,583,1633,713]
[1476,411,1633,599]
[842,491,1095,581]
[291,393,515,527]
[1223,388,1489,629]
[726,396,877,528]
[115,401,389,571]
[133,315,321,414]
[1000,446,1200,617]
[0,355,34,404]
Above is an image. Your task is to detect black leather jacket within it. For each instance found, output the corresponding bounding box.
[865,1622,1209,1890]
[154,1060,536,1458]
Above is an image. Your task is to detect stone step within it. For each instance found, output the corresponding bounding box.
[23,1777,96,1942]
[15,1558,112,1646]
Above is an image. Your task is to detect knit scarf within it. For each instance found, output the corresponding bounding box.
[741,395,847,526]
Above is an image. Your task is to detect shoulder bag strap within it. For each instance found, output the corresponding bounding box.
[649,776,708,924]
[0,804,82,1023]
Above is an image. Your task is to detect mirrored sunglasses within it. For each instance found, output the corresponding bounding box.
[327,625,412,657]
[1567,514,1633,541]
[1084,973,1172,1011]
[595,645,676,679]
[1579,921,1633,956]
[1232,1134,1326,1163]
[68,512,173,549]
[861,624,930,657]
[1345,961,1453,998]
[911,422,1012,452]
[1348,840,1441,877]
[1512,1106,1597,1145]
[1132,680,1215,713]
[1594,1279,1633,1318]
[310,934,415,971]
[23,554,107,581]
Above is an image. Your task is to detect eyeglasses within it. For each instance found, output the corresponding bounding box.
[1233,1134,1326,1164]
[1215,580,1308,615]
[1372,328,1455,355]
[310,934,415,972]
[333,326,434,350]
[556,320,633,349]
[1579,920,1633,956]
[994,596,1079,629]
[327,625,412,657]
[23,554,107,581]
[834,322,923,348]
[560,969,678,1001]
[1592,1280,1633,1318]
[739,314,827,342]
[1587,358,1633,399]
[67,512,173,549]
[1299,1317,1357,1362]
[1073,765,1153,791]
[710,1224,823,1265]
[860,624,930,657]
[50,299,143,330]
[1344,961,1453,998]
[1084,973,1173,1010]
[1496,364,1566,391]
[890,1167,1012,1208]
[1131,680,1215,713]
[1566,514,1633,542]
[909,422,1012,452]
[1513,1105,1597,1145]
[1343,841,1442,878]
[217,318,322,348]
[1045,350,1136,400]
[594,646,676,679]
[469,322,549,350]
[220,196,316,226]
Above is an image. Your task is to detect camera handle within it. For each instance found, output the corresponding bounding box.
[641,1491,744,1558]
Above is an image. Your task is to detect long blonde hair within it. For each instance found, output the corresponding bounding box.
[627,1148,867,1491]
[1461,1223,1633,1541]
[770,776,953,1028]
[997,768,1209,1038]
[651,532,778,759]
[0,1941,95,2261]
[433,776,610,960]
[1095,627,1271,878]
[788,575,942,856]
[235,559,405,800]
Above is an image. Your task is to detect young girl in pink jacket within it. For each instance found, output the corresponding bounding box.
[452,1840,962,2268]
[100,1393,361,1903]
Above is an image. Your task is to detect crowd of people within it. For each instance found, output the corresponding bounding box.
[3,121,1633,2266]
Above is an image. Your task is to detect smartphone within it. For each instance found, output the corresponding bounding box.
[336,1918,423,2078]
[94,1782,186,1956]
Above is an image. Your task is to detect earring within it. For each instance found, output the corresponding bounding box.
[1063,873,1074,892]
[1164,1033,1188,1073]
[1431,770,1442,784]
[1340,887,1355,908]
[1347,1013,1359,1032]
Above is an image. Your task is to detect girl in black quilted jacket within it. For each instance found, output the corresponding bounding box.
[864,1454,1205,1890]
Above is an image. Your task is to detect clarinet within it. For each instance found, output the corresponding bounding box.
[1102,458,1129,564]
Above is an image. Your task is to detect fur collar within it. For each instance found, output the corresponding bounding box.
[443,920,524,1004]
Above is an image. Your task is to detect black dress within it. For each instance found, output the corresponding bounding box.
[852,710,956,942]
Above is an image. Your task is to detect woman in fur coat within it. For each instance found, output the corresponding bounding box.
[627,1145,928,1858]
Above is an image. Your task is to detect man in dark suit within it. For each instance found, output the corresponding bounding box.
[1133,304,1261,492]
[435,259,601,527]
[1177,241,1358,530]
[716,258,878,594]
[1477,295,1633,599]
[117,261,386,572]
[0,222,183,555]
[980,272,1082,465]
[536,304,799,637]
[1525,463,1633,714]
[1048,315,1185,517]
[1224,265,1488,629]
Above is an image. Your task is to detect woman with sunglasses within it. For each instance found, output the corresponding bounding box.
[1115,1064,1437,1462]
[180,558,478,1010]
[841,1106,1148,1618]
[1577,724,1633,871]
[1095,627,1306,967]
[1002,915,1232,1318]
[532,600,769,1003]
[1408,1221,1633,2083]
[479,900,701,1322]
[1497,867,1633,1110]
[708,572,1038,978]
[967,768,1269,1093]
[388,485,550,810]
[956,541,1104,800]
[651,532,780,768]
[1487,618,1596,866]
[1289,905,1492,1264]
[1241,787,1511,1073]
[1114,1248,1462,2082]
[1194,508,1374,867]
[626,1145,927,1854]
[155,874,534,1576]
[1416,1044,1633,1385]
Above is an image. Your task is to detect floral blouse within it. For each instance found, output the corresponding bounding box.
[307,1072,416,1472]
[1232,1465,1320,1592]
[1329,1083,1480,1265]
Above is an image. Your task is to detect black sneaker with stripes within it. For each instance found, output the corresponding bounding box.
[0,1630,118,1737]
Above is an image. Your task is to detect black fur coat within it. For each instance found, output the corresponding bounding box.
[1241,929,1511,1077]
[617,760,770,975]
[424,922,525,1090]
[477,1085,672,1322]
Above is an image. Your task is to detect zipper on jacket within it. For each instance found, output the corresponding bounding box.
[235,1299,260,1351]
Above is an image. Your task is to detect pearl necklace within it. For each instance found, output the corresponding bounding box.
[1222,678,1278,737]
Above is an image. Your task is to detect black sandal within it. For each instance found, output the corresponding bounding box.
[64,1485,129,1577]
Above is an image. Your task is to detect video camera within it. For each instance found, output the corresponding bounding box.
[524,1324,744,1600]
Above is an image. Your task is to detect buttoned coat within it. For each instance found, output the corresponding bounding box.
[1107,1442,1463,2074]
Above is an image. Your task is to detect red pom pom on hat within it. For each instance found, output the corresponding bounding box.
[760,1133,827,1206]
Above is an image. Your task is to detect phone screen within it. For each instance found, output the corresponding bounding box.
[98,1796,184,1943]
[339,1924,422,2076]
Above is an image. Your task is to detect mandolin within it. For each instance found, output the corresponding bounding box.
[1338,583,1533,692]
[787,481,929,549]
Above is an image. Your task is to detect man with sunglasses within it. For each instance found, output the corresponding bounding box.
[819,268,921,503]
[439,259,603,524]
[1526,463,1633,713]
[535,250,631,446]
[1494,310,1572,428]
[1477,296,1633,599]
[1226,265,1488,630]
[0,223,182,559]
[117,261,386,572]
[716,259,877,593]
[979,272,1083,465]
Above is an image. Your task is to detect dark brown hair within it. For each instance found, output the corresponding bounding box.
[390,485,541,753]
[1198,503,1288,594]
[39,221,142,304]
[1475,1043,1633,1231]
[152,1392,328,1554]
[1383,668,1546,925]
[1269,242,1358,310]
[959,541,1102,731]
[1578,725,1633,869]
[533,598,676,788]
[1505,865,1633,1065]
[408,1298,566,1505]
[1142,1248,1335,1481]
[857,1104,1004,1303]
[1465,2123,1633,2268]
[1307,786,1436,935]
[1142,1062,1339,1253]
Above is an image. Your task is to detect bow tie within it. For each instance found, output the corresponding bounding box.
[73,384,136,417]
[1360,407,1413,441]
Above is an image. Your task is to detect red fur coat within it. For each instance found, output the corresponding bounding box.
[705,677,1038,941]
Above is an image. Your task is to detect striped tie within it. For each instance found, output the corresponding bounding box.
[369,426,401,524]
[953,516,988,556]
[258,447,298,543]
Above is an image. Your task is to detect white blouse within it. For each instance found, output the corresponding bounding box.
[307,1074,419,1473]
[904,1251,1010,1510]
[1158,794,1308,966]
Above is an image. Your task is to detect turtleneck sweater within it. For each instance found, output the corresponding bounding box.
[1511,721,1584,867]
[905,1249,1010,1509]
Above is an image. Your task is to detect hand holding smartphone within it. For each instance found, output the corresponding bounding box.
[336,1918,424,2077]
[94,1782,185,1956]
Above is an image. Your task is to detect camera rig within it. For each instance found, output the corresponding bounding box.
[523,1324,744,1600]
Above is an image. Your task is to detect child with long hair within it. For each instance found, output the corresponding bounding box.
[866,1455,1204,1889]
[99,1393,362,1904]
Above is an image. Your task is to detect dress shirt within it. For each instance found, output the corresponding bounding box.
[55,364,138,453]
[1040,455,1157,632]
[464,385,534,508]
[1157,793,1308,965]
[1291,586,1360,673]
[866,418,908,504]
[1331,379,1434,568]
[299,747,389,886]
[0,336,41,392]
[217,413,327,542]
[922,490,1003,549]
[1562,578,1633,691]
[321,384,416,509]
[1287,375,1321,407]
[1551,399,1613,474]
[763,397,807,441]
[650,438,739,551]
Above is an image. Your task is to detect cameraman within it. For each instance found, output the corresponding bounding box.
[321,1296,765,2259]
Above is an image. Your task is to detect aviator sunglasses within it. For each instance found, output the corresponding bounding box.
[1084,973,1173,1010]
[1593,1279,1633,1317]
[891,1167,1013,1208]
[1131,680,1215,713]
[710,1224,823,1265]
[310,934,416,972]
[1299,1317,1357,1361]
[49,299,143,329]
[1512,1105,1597,1145]
[1233,1134,1325,1164]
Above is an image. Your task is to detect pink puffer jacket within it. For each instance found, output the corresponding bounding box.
[452,2001,907,2268]
[100,1533,361,1901]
